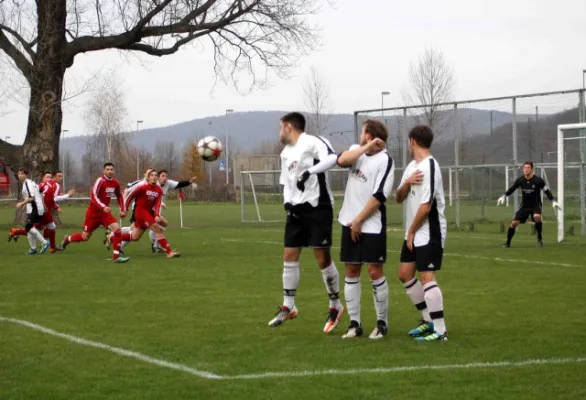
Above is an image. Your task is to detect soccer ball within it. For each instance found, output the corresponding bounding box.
[197,136,223,162]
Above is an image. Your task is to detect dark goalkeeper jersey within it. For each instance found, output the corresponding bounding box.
[505,175,554,209]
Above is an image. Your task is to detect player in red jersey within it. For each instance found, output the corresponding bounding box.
[61,162,128,262]
[120,169,180,259]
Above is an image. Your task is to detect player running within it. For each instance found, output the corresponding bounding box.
[60,162,128,263]
[497,161,561,248]
[337,119,394,340]
[396,125,448,341]
[120,169,180,259]
[268,112,344,333]
[13,168,50,255]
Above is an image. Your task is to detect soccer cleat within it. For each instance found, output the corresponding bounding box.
[25,248,38,255]
[114,256,130,263]
[369,320,388,340]
[61,237,69,251]
[104,232,112,250]
[151,242,156,253]
[537,239,543,247]
[341,320,363,339]
[502,243,510,248]
[167,250,181,259]
[415,331,448,341]
[8,228,19,243]
[408,320,434,337]
[323,306,345,334]
[49,247,62,254]
[39,242,50,254]
[268,306,299,327]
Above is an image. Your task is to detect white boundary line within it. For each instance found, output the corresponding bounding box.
[1,315,585,381]
[220,239,581,268]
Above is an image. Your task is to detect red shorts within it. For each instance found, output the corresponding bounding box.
[134,208,156,230]
[39,211,54,227]
[83,209,118,233]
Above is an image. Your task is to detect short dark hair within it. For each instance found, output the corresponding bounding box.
[53,170,63,175]
[362,119,388,142]
[103,162,115,168]
[523,160,534,169]
[18,168,29,175]
[281,112,306,132]
[408,125,434,149]
[158,169,168,175]
[43,171,52,176]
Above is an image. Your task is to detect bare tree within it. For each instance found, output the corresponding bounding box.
[405,48,454,136]
[0,0,321,178]
[60,149,76,184]
[303,66,330,136]
[84,72,130,162]
[153,141,179,175]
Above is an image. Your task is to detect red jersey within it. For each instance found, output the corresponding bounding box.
[124,182,163,216]
[41,179,58,211]
[90,175,124,213]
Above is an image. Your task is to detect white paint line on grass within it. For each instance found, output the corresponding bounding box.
[2,316,585,381]
[0,316,221,380]
[225,357,586,380]
[220,239,580,268]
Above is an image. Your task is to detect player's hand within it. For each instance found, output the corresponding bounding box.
[497,195,506,206]
[103,206,112,214]
[348,219,362,243]
[406,230,415,251]
[161,202,167,209]
[120,211,127,218]
[155,216,161,223]
[56,207,63,214]
[67,189,75,196]
[15,202,22,208]
[552,201,562,211]
[189,177,197,183]
[367,138,385,151]
[296,171,311,192]
[406,170,424,186]
[284,202,299,219]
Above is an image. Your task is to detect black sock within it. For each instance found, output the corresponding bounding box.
[535,222,543,240]
[507,227,516,244]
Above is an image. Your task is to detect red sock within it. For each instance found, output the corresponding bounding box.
[13,228,27,235]
[67,232,85,243]
[121,232,132,242]
[111,229,123,260]
[46,229,56,249]
[157,237,172,254]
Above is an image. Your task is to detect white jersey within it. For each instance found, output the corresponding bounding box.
[21,179,45,215]
[279,133,335,208]
[160,179,179,201]
[400,156,447,247]
[338,146,395,234]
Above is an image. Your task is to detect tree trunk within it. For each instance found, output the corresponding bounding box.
[21,0,68,181]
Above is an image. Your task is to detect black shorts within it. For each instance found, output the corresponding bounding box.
[25,212,41,231]
[284,204,333,248]
[514,206,542,224]
[400,240,443,272]
[340,226,387,264]
[129,207,136,224]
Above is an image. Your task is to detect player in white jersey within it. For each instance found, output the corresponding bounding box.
[268,112,345,333]
[14,168,50,255]
[337,119,394,340]
[396,125,448,341]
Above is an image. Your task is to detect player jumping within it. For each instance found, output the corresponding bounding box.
[498,160,561,248]
[60,162,128,263]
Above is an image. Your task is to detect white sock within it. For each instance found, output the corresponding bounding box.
[282,261,300,310]
[27,231,37,249]
[371,276,389,325]
[149,230,156,245]
[321,263,341,310]
[404,277,431,322]
[29,227,46,244]
[423,281,446,334]
[121,226,131,234]
[121,241,129,249]
[344,276,361,324]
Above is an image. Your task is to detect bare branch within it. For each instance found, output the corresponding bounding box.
[303,66,330,136]
[0,28,32,82]
[0,24,35,59]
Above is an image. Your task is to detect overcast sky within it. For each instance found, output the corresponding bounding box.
[2,0,586,144]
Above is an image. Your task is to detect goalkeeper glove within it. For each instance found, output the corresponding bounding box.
[497,195,506,206]
[552,201,562,211]
[284,202,299,219]
[296,171,311,192]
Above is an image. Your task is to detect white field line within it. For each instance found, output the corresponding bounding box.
[0,316,221,380]
[2,315,585,381]
[221,239,580,268]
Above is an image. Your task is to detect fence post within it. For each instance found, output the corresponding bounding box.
[454,104,460,228]
[402,108,408,223]
[449,167,453,206]
[579,90,586,235]
[353,111,360,144]
[512,97,519,211]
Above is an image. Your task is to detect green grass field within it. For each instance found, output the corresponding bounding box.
[1,201,586,399]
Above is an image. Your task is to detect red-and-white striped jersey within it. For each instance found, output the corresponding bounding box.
[124,181,163,216]
[41,179,58,211]
[89,175,124,212]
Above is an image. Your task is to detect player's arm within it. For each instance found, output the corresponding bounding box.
[169,178,196,190]
[538,178,561,209]
[279,161,296,216]
[33,185,46,215]
[297,137,337,190]
[90,178,108,210]
[154,190,163,218]
[337,140,386,168]
[55,189,74,203]
[123,184,140,213]
[406,166,435,249]
[396,168,423,204]
[498,178,520,205]
[115,182,126,214]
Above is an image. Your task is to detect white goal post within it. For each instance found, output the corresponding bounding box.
[557,123,586,242]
